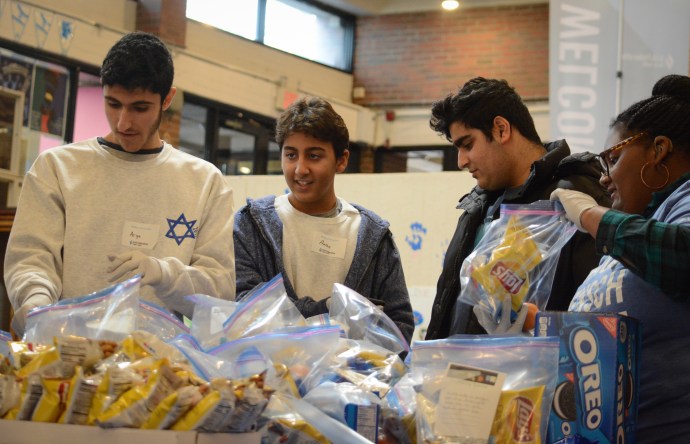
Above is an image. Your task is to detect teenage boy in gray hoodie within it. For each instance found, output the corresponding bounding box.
[233,96,414,344]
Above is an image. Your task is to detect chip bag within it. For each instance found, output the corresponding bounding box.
[456,201,576,331]
[410,336,559,444]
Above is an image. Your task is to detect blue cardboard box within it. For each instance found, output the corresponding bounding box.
[535,312,640,444]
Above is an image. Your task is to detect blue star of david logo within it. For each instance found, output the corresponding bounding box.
[165,213,197,246]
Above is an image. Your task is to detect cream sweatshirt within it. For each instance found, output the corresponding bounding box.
[5,138,235,318]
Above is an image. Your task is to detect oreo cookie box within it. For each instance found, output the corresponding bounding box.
[534,311,640,444]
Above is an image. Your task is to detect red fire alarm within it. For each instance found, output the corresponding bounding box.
[385,110,396,122]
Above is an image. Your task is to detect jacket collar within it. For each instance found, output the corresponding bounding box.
[457,139,571,211]
[644,172,690,217]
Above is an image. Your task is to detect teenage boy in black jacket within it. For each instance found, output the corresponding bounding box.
[425,77,611,339]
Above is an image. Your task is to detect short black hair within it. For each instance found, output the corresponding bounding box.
[275,96,349,158]
[100,31,174,103]
[430,77,541,145]
[612,74,690,155]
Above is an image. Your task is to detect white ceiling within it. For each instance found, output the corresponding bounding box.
[318,0,547,16]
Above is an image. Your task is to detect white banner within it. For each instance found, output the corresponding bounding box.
[550,0,690,154]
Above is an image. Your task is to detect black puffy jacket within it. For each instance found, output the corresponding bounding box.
[425,140,612,340]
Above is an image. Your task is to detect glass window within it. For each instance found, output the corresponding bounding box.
[0,47,71,168]
[179,102,208,159]
[186,0,259,40]
[375,149,450,173]
[186,0,353,71]
[216,127,255,175]
[267,140,282,175]
[407,150,444,172]
[264,0,351,70]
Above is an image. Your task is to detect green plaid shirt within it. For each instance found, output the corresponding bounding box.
[596,173,690,298]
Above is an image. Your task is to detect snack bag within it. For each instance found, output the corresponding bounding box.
[379,373,418,444]
[171,377,236,431]
[266,392,372,444]
[141,384,208,429]
[0,374,21,417]
[299,338,406,398]
[456,201,576,330]
[302,381,381,442]
[490,385,546,443]
[263,392,330,444]
[186,294,238,349]
[30,376,70,422]
[172,374,271,432]
[96,358,184,428]
[221,274,306,342]
[167,334,237,381]
[137,300,190,341]
[8,373,42,420]
[58,366,100,425]
[209,325,340,393]
[330,283,409,355]
[24,276,140,344]
[87,361,146,424]
[411,336,559,444]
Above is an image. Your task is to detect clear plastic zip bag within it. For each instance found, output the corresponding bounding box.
[24,276,141,344]
[411,336,559,444]
[455,201,577,330]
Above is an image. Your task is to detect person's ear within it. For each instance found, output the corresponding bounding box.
[162,87,177,111]
[493,116,510,143]
[336,149,350,173]
[651,135,673,164]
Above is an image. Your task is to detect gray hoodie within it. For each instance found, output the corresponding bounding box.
[233,195,414,344]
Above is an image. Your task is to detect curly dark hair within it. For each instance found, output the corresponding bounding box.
[275,96,349,158]
[612,74,690,155]
[100,31,174,103]
[430,77,541,145]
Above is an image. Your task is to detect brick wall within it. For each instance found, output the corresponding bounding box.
[353,4,549,107]
[136,0,187,47]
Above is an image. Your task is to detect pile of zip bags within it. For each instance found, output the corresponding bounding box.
[0,271,560,444]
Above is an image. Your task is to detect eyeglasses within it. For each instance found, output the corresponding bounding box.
[597,132,648,176]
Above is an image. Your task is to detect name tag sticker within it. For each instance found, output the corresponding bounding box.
[122,221,159,249]
[311,232,347,259]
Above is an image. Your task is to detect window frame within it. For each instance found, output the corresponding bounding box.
[186,0,355,73]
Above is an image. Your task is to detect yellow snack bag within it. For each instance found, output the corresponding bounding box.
[58,366,100,424]
[54,336,117,372]
[0,374,21,418]
[271,363,300,398]
[267,417,330,444]
[31,376,70,422]
[16,346,61,379]
[87,358,150,424]
[141,384,207,429]
[171,378,236,432]
[96,358,183,428]
[175,369,208,387]
[226,376,271,432]
[471,216,542,312]
[7,341,51,370]
[8,373,42,420]
[490,385,545,444]
[120,334,152,361]
[120,331,188,364]
[264,393,330,444]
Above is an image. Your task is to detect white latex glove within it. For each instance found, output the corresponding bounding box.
[473,295,528,335]
[107,250,163,286]
[11,292,52,338]
[550,188,598,232]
